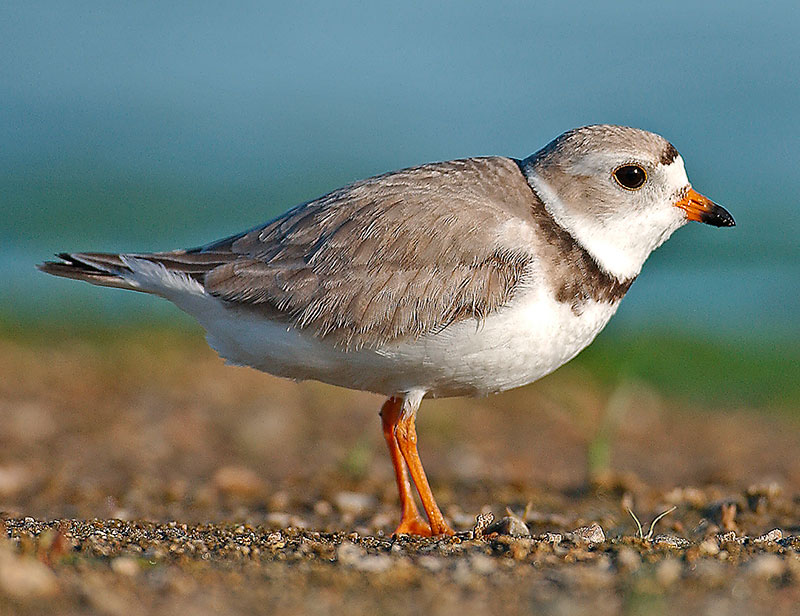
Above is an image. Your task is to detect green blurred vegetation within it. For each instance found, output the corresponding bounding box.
[577,329,800,411]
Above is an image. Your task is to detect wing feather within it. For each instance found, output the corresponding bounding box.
[200,156,538,348]
[43,157,540,348]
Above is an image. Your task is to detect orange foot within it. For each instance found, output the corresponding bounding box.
[431,520,455,537]
[393,517,455,537]
[393,516,432,537]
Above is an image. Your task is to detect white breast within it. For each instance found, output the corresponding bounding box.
[369,283,620,396]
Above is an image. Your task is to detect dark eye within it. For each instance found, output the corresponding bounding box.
[613,165,647,190]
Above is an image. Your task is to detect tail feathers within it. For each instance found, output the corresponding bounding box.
[38,250,237,293]
[38,252,142,291]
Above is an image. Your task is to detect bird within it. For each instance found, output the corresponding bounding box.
[39,125,735,536]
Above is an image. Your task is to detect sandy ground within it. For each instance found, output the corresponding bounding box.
[1,329,799,615]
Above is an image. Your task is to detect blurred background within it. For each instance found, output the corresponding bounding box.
[2,1,798,406]
[1,9,799,611]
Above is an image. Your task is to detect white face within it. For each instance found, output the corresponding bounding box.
[526,147,693,281]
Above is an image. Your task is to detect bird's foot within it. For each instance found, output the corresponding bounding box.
[392,516,432,537]
[392,516,455,537]
[429,519,455,537]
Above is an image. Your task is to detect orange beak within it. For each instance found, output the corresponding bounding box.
[674,188,735,227]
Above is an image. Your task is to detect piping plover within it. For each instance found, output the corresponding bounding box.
[40,125,734,536]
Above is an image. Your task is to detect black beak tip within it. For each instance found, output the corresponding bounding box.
[701,204,736,228]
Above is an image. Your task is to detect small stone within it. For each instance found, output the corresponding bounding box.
[469,553,497,575]
[747,554,785,580]
[264,512,307,529]
[570,523,605,544]
[540,532,562,545]
[265,512,292,527]
[0,465,31,497]
[355,553,394,573]
[483,515,531,538]
[0,549,58,598]
[754,529,782,543]
[417,556,445,572]
[368,512,394,531]
[652,535,690,549]
[336,541,392,572]
[655,558,682,587]
[616,546,641,572]
[452,560,477,587]
[4,402,57,443]
[693,560,727,587]
[745,483,782,513]
[472,512,495,539]
[313,500,333,517]
[698,538,720,556]
[212,466,264,499]
[508,539,531,560]
[664,486,707,508]
[110,556,140,577]
[269,491,290,511]
[335,540,365,566]
[333,491,375,516]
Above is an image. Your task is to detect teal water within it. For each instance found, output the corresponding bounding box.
[3,1,798,338]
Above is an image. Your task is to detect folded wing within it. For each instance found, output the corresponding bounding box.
[41,157,538,348]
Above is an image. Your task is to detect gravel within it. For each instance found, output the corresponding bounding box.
[1,333,799,615]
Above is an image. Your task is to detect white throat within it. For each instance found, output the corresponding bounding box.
[524,166,687,281]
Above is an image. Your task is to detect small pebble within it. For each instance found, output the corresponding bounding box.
[336,541,392,573]
[699,538,720,556]
[753,529,782,543]
[336,540,367,565]
[570,523,605,544]
[540,532,562,545]
[212,465,263,498]
[0,549,58,598]
[313,500,333,517]
[334,491,375,516]
[452,561,477,587]
[616,546,641,572]
[110,556,140,577]
[417,556,445,573]
[265,512,292,527]
[655,558,682,587]
[0,465,32,497]
[693,560,727,587]
[747,554,785,580]
[469,554,497,575]
[472,512,495,539]
[652,534,690,548]
[483,515,530,538]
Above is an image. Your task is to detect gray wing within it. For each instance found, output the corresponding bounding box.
[199,157,537,348]
[42,157,539,349]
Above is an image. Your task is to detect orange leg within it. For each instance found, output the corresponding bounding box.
[380,398,431,536]
[380,396,454,537]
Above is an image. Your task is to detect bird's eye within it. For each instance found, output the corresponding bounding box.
[612,165,647,190]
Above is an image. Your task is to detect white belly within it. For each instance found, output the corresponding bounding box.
[172,280,619,398]
[123,259,619,398]
[368,284,619,396]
